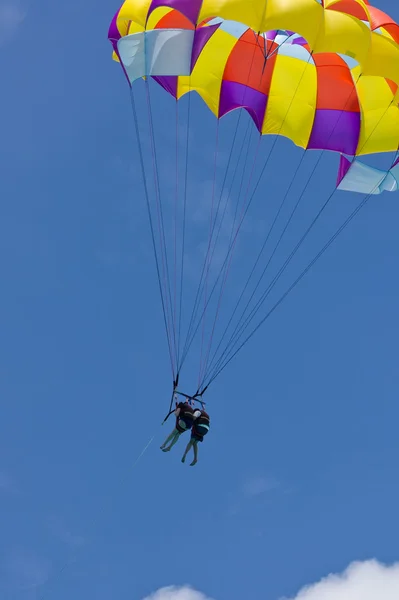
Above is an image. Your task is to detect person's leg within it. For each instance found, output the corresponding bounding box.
[181,439,194,463]
[163,419,189,451]
[160,428,180,451]
[190,441,198,466]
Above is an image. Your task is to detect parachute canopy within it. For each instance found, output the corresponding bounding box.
[109,1,399,168]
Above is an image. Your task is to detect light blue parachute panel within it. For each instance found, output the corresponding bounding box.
[117,29,195,84]
[337,155,399,195]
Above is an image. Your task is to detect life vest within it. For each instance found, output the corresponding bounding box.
[176,402,195,432]
[192,409,210,438]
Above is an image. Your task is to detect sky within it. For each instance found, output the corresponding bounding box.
[1,1,399,599]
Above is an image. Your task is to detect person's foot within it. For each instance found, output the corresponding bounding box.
[181,455,186,463]
[190,459,197,466]
[162,446,171,452]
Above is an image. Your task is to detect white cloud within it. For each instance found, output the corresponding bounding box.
[284,560,399,600]
[142,586,213,600]
[142,563,399,600]
[0,0,27,44]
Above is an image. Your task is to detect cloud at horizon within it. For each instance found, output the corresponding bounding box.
[142,561,399,600]
[285,560,399,600]
[142,586,214,600]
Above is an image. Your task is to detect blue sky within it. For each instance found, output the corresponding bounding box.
[1,1,399,599]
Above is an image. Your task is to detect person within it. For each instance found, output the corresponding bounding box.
[160,400,200,453]
[181,407,210,466]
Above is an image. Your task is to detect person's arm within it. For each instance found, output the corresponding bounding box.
[162,402,179,424]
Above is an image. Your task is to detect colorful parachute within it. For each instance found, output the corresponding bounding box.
[109,0,399,190]
[108,0,399,395]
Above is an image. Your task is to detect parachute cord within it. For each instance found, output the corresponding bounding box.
[202,148,308,382]
[198,123,221,388]
[173,101,179,371]
[179,112,249,370]
[200,111,314,385]
[200,71,362,386]
[199,135,262,385]
[176,85,192,371]
[204,184,339,385]
[204,150,321,382]
[180,131,261,373]
[203,164,395,389]
[179,36,263,374]
[195,120,256,383]
[129,90,176,380]
[197,122,257,385]
[197,33,282,382]
[183,51,317,383]
[179,131,278,373]
[166,380,179,419]
[145,80,178,373]
[222,76,363,350]
[202,90,393,384]
[179,111,245,370]
[36,432,156,600]
[203,148,399,390]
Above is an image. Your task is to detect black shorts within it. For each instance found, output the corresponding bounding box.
[191,424,209,443]
[176,418,193,433]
